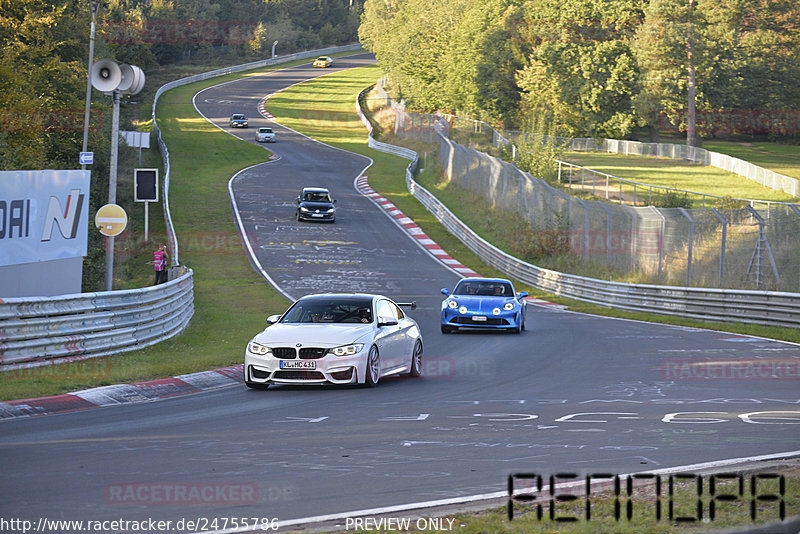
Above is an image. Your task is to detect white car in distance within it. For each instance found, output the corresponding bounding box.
[255,127,276,143]
[244,294,423,389]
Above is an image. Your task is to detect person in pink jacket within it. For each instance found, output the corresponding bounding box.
[150,243,169,285]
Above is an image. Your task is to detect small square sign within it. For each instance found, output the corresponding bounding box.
[79,152,94,165]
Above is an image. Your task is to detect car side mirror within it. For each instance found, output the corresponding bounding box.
[518,291,528,299]
[333,199,337,204]
[296,196,300,203]
[377,316,398,327]
[441,288,450,296]
[266,314,281,326]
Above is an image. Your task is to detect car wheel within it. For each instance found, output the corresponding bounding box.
[365,345,380,387]
[407,339,423,377]
[296,211,301,221]
[441,325,455,334]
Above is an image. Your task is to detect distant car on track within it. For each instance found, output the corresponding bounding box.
[244,293,423,389]
[313,56,333,68]
[296,187,336,222]
[440,277,527,334]
[230,113,248,128]
[255,127,275,143]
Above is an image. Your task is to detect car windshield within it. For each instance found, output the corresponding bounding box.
[454,281,513,297]
[232,114,245,120]
[303,191,331,202]
[259,128,273,133]
[317,57,327,61]
[281,297,373,324]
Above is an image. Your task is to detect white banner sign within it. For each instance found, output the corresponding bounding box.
[0,170,90,267]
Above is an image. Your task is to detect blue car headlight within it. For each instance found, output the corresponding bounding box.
[447,300,458,309]
[492,307,501,315]
[503,302,515,311]
[248,342,271,356]
[458,305,468,314]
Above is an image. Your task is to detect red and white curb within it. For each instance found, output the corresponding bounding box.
[0,365,245,420]
[257,94,276,120]
[355,176,480,277]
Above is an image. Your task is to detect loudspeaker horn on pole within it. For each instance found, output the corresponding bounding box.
[118,64,145,95]
[91,59,122,93]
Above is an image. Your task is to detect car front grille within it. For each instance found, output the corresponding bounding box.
[272,347,296,359]
[273,370,325,380]
[299,347,326,359]
[452,317,509,326]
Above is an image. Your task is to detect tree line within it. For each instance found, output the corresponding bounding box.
[359,0,800,143]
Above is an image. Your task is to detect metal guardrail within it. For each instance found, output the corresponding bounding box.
[358,89,800,329]
[0,268,194,370]
[0,45,365,371]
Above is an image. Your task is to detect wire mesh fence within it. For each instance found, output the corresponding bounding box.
[394,110,800,292]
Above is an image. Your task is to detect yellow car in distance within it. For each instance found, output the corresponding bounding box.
[313,56,333,68]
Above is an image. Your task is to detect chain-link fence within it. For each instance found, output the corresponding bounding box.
[393,110,800,292]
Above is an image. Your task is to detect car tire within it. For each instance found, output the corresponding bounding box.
[296,211,301,221]
[407,339,423,377]
[364,345,380,387]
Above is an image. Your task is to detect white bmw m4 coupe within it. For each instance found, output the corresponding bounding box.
[244,294,423,389]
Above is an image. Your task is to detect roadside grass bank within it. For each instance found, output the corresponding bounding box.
[0,57,335,401]
[562,151,798,206]
[314,466,800,533]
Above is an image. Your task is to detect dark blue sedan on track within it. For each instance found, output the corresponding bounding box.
[440,278,527,334]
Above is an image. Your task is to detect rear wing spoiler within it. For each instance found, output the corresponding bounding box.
[396,301,417,310]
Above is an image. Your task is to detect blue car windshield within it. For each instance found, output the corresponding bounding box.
[454,281,513,297]
[281,297,373,323]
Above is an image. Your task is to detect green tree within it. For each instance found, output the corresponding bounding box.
[515,0,644,138]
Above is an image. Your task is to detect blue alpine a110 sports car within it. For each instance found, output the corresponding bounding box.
[440,277,528,334]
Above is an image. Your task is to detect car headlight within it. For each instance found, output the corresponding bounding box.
[329,343,364,356]
[327,208,335,213]
[458,306,467,314]
[300,206,309,212]
[248,342,271,356]
[448,300,458,309]
[503,302,515,311]
[493,307,501,315]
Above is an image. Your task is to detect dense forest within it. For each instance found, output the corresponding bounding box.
[359,0,800,142]
[0,0,359,171]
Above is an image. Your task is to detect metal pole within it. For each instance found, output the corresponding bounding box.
[711,209,727,287]
[105,90,120,291]
[81,1,99,171]
[678,207,694,285]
